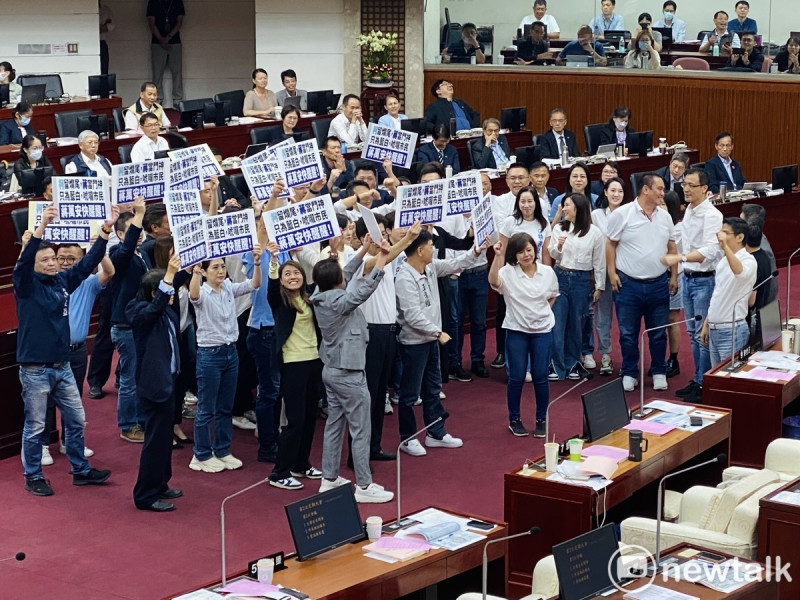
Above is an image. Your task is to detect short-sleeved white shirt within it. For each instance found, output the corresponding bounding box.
[492,263,558,333]
[606,200,675,279]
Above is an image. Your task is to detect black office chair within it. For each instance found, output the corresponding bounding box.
[311,115,336,149]
[17,74,63,98]
[514,145,543,169]
[250,125,282,145]
[584,123,607,156]
[630,171,650,197]
[163,132,190,149]
[11,207,28,244]
[697,30,712,41]
[177,98,213,128]
[467,138,482,169]
[230,173,250,199]
[111,107,126,132]
[214,90,246,118]
[60,154,75,171]
[118,144,134,164]
[55,109,92,138]
[692,161,705,171]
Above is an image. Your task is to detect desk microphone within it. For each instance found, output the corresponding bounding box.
[635,315,701,418]
[481,527,540,600]
[786,247,800,328]
[220,477,271,586]
[0,552,25,562]
[394,412,447,527]
[651,453,727,573]
[725,270,778,372]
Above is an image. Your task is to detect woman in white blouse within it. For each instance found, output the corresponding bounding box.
[499,186,552,265]
[548,193,606,380]
[625,30,661,70]
[376,94,408,130]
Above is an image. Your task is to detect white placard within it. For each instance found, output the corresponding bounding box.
[242,137,294,167]
[361,123,417,169]
[164,190,203,229]
[263,194,341,252]
[27,200,95,245]
[471,194,497,251]
[241,157,286,202]
[168,143,225,179]
[174,215,207,268]
[358,204,382,244]
[111,159,169,204]
[445,172,482,216]
[276,138,325,188]
[168,153,203,191]
[204,209,258,260]
[396,179,447,227]
[52,176,111,221]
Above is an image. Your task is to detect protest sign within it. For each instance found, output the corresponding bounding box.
[276,138,324,188]
[361,123,417,169]
[395,179,447,227]
[168,152,203,191]
[174,215,207,268]
[52,176,111,222]
[204,209,258,260]
[168,143,224,179]
[164,190,203,228]
[444,172,482,216]
[471,193,497,250]
[263,194,340,252]
[358,205,383,245]
[111,159,169,204]
[28,200,94,245]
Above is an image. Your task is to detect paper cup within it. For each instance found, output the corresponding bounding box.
[782,330,796,353]
[257,559,274,584]
[366,515,383,541]
[568,438,584,461]
[544,442,559,472]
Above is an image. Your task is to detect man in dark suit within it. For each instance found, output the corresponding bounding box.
[656,151,690,192]
[416,123,461,174]
[537,108,579,159]
[704,132,746,193]
[423,79,479,134]
[470,118,512,169]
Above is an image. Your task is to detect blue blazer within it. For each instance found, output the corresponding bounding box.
[0,119,34,145]
[537,129,579,159]
[704,155,746,193]
[416,142,461,174]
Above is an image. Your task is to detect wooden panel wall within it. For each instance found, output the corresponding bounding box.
[423,67,800,182]
[361,0,406,106]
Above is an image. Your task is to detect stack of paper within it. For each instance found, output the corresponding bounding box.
[625,419,675,435]
[363,536,431,561]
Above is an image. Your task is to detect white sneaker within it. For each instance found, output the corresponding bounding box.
[319,476,350,493]
[384,398,393,414]
[189,455,226,473]
[243,410,257,423]
[524,372,532,383]
[583,354,597,370]
[653,374,668,391]
[232,416,257,430]
[269,476,303,490]
[400,439,427,457]
[439,391,446,399]
[622,376,639,392]
[184,391,198,405]
[216,453,243,470]
[41,446,54,466]
[414,397,423,406]
[425,433,463,449]
[355,482,394,503]
[58,443,94,458]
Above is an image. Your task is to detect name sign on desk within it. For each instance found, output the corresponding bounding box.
[174,215,207,268]
[28,200,94,245]
[361,123,417,169]
[445,172,482,216]
[168,153,202,192]
[168,143,224,179]
[396,179,447,227]
[111,159,169,203]
[164,190,203,228]
[204,209,257,260]
[471,193,497,250]
[263,194,340,252]
[276,138,324,188]
[52,176,111,222]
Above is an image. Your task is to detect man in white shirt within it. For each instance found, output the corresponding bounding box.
[130,112,169,163]
[654,1,686,43]
[64,130,113,176]
[124,82,171,131]
[699,218,757,366]
[660,168,722,402]
[699,11,741,54]
[329,94,368,146]
[606,173,678,392]
[518,0,560,39]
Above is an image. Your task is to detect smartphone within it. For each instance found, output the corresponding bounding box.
[467,519,495,531]
[732,48,745,55]
[697,551,726,563]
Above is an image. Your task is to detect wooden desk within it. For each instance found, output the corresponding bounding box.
[504,406,731,598]
[663,51,730,69]
[0,97,122,138]
[0,292,22,459]
[703,356,800,468]
[758,477,800,599]
[165,507,507,600]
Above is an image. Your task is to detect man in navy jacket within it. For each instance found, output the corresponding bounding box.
[704,132,746,193]
[416,123,461,175]
[15,204,113,496]
[537,108,579,159]
[424,79,479,134]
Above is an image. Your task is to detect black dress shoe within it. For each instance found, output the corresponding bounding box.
[174,434,193,445]
[138,500,175,512]
[471,362,490,378]
[88,385,104,399]
[160,488,183,500]
[370,451,397,461]
[676,380,699,397]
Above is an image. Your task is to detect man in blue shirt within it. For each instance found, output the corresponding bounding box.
[423,80,480,135]
[589,0,624,38]
[728,1,757,34]
[557,26,608,66]
[654,1,687,43]
[15,205,114,496]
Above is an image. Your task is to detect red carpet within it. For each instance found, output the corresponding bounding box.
[2,266,798,599]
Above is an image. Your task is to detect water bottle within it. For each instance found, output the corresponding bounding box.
[713,41,720,57]
[719,182,727,202]
[658,137,667,155]
[618,37,625,53]
[561,143,569,167]
[445,165,453,178]
[340,142,347,155]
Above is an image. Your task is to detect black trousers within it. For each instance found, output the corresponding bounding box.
[232,308,257,417]
[45,342,88,442]
[174,323,197,425]
[100,40,109,75]
[495,293,507,355]
[133,396,174,508]
[270,359,322,480]
[365,325,396,454]
[87,288,114,388]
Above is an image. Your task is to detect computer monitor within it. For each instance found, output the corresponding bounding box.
[582,377,630,442]
[328,92,341,112]
[772,164,798,193]
[759,299,783,350]
[565,55,591,67]
[203,100,231,127]
[553,524,622,600]
[627,130,654,158]
[449,56,473,64]
[282,95,302,111]
[244,143,268,158]
[400,117,428,137]
[605,30,631,44]
[514,144,542,169]
[87,74,116,99]
[284,485,365,561]
[0,83,9,107]
[179,109,205,129]
[653,26,673,46]
[76,114,109,137]
[21,84,46,105]
[18,166,54,196]
[306,90,333,115]
[500,107,527,132]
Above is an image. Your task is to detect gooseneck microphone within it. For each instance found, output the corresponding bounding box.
[725,270,778,372]
[0,552,25,562]
[481,527,540,600]
[786,247,800,328]
[220,478,271,586]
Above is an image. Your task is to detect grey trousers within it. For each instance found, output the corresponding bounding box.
[321,365,372,486]
[151,43,183,103]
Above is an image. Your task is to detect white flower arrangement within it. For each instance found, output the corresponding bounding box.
[357,30,398,80]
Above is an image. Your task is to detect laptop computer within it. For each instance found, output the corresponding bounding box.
[596,143,617,157]
[282,95,302,111]
[743,182,768,192]
[565,55,591,67]
[21,84,46,105]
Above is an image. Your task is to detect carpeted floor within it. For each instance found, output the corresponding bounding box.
[1,267,797,599]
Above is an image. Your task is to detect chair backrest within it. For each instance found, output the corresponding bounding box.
[118,144,134,164]
[250,125,281,145]
[214,90,246,118]
[583,123,606,155]
[229,173,249,199]
[162,131,190,149]
[514,144,543,169]
[699,469,779,533]
[697,30,712,41]
[55,109,92,138]
[10,207,28,243]
[111,107,126,132]
[60,154,75,171]
[629,171,652,197]
[531,554,559,598]
[467,138,480,168]
[673,57,711,71]
[761,56,773,73]
[311,115,336,149]
[764,438,800,476]
[16,74,63,98]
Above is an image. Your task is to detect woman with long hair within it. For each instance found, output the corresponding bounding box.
[549,162,599,223]
[499,185,552,265]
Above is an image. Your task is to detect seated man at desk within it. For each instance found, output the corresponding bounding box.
[275,69,307,110]
[515,21,551,65]
[442,22,486,64]
[704,132,746,193]
[589,0,624,39]
[416,123,461,174]
[423,80,480,134]
[699,11,741,54]
[556,25,608,66]
[64,130,112,176]
[329,94,368,145]
[130,112,169,163]
[728,0,758,35]
[518,0,560,39]
[537,108,578,159]
[124,81,170,131]
[723,31,764,72]
[470,118,512,169]
[654,1,687,43]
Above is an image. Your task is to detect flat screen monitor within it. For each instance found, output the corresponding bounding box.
[284,485,365,561]
[0,83,9,107]
[605,30,630,43]
[627,130,654,158]
[179,109,204,129]
[306,90,334,115]
[772,164,798,193]
[653,26,673,45]
[582,377,630,442]
[203,100,231,127]
[76,114,109,137]
[18,166,54,196]
[21,84,46,105]
[282,95,302,110]
[500,106,527,132]
[553,523,622,600]
[328,92,341,111]
[400,117,428,137]
[759,298,783,350]
[514,144,542,169]
[87,74,116,98]
[244,143,268,158]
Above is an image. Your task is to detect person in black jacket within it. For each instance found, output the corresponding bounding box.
[470,118,512,169]
[598,105,636,150]
[127,258,184,512]
[0,101,34,145]
[423,79,479,134]
[537,108,579,159]
[416,123,461,174]
[139,202,170,269]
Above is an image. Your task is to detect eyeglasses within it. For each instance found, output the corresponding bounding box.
[507,176,527,182]
[56,257,77,265]
[681,182,705,189]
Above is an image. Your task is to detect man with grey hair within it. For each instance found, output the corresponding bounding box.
[64,130,113,176]
[470,118,512,169]
[657,151,691,191]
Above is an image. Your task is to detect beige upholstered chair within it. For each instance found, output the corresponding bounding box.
[456,554,559,600]
[721,438,800,484]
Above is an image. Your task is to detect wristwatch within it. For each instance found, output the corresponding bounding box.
[680,254,687,263]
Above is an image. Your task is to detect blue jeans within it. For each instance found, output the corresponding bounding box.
[20,363,90,480]
[398,341,447,441]
[194,344,239,461]
[710,321,750,367]
[111,326,141,431]
[582,303,595,356]
[594,275,614,355]
[456,267,489,365]
[506,329,552,422]
[614,272,670,378]
[246,327,281,459]
[551,268,592,379]
[682,274,715,384]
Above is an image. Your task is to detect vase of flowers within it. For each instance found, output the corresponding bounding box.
[357,30,398,85]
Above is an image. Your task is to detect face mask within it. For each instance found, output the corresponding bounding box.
[0,72,7,81]
[638,42,649,51]
[615,120,628,130]
[20,117,31,126]
[29,148,43,161]
[664,11,674,21]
